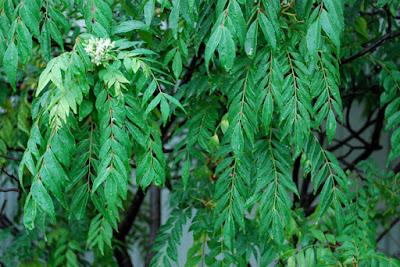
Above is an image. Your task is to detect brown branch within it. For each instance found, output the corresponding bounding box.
[0,155,20,161]
[1,168,19,183]
[345,100,370,147]
[7,147,25,153]
[161,43,205,148]
[393,162,400,173]
[292,156,301,205]
[341,85,381,100]
[385,6,392,32]
[377,217,400,242]
[346,108,385,171]
[144,186,161,266]
[0,188,19,193]
[113,188,146,267]
[0,200,18,234]
[300,174,311,208]
[328,115,377,152]
[304,185,323,216]
[180,43,205,85]
[360,9,385,16]
[341,30,400,64]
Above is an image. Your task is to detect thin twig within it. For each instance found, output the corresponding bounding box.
[0,188,19,192]
[1,168,19,183]
[328,118,377,151]
[346,108,385,171]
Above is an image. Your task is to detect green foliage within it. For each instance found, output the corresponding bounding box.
[304,134,348,219]
[252,132,297,243]
[0,0,399,266]
[150,207,191,267]
[381,62,400,162]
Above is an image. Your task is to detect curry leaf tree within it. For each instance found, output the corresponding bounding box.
[0,0,399,266]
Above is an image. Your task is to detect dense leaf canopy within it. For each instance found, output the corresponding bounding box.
[0,0,399,266]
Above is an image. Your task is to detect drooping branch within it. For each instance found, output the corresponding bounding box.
[304,107,385,215]
[113,43,207,267]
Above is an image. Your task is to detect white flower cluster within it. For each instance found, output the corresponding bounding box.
[84,37,115,66]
